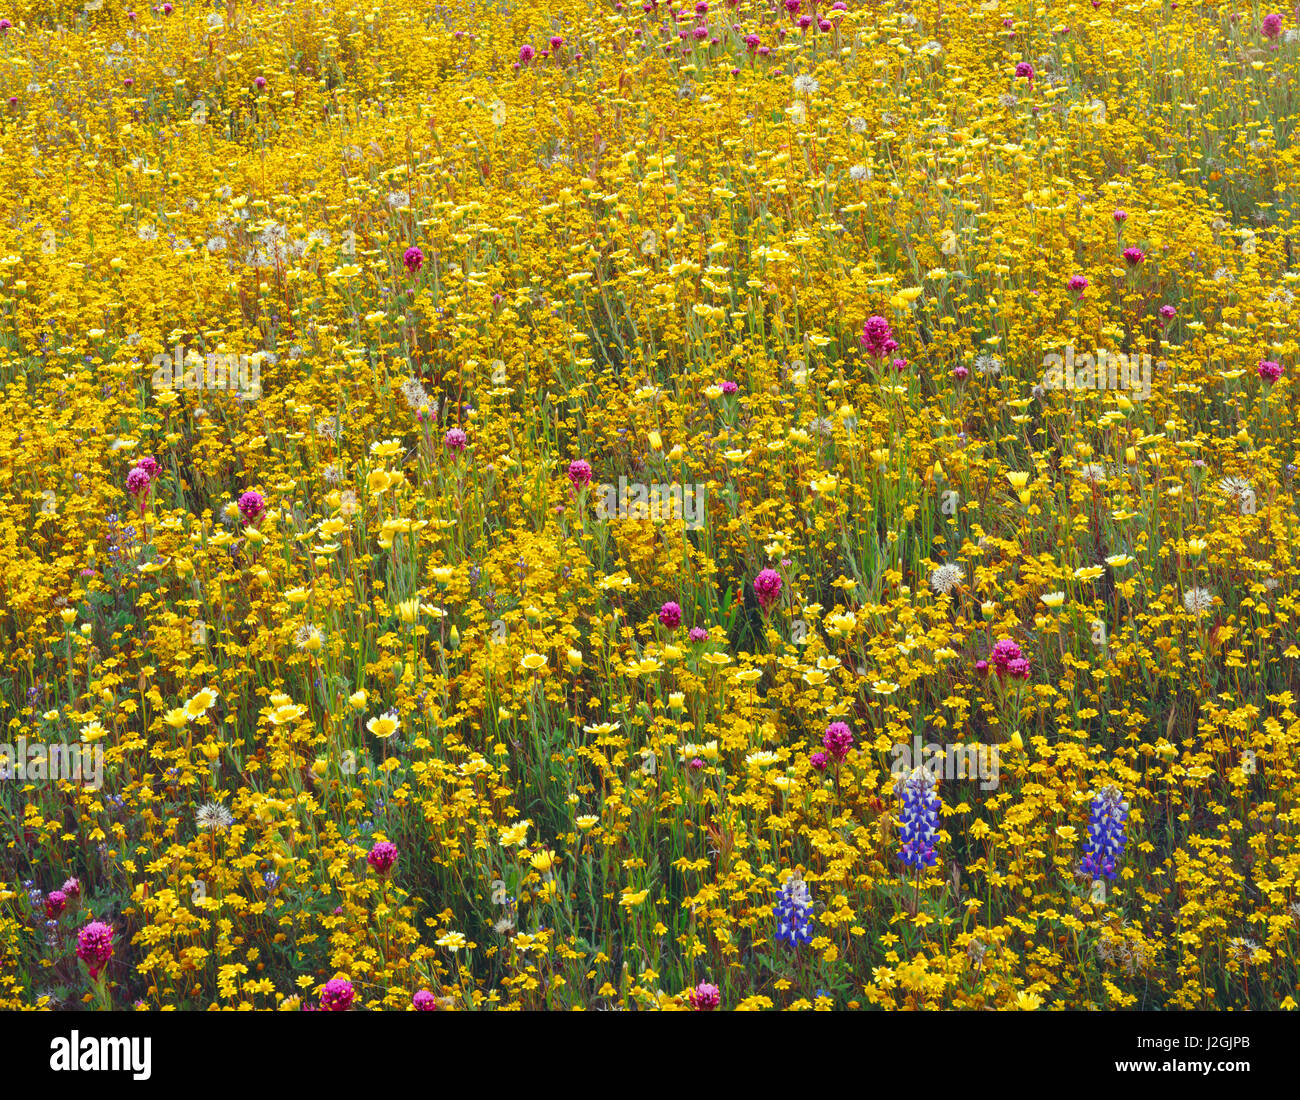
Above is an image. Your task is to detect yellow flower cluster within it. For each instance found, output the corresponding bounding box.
[0,0,1298,1012]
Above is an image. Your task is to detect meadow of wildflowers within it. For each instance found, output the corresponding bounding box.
[1,0,1299,1016]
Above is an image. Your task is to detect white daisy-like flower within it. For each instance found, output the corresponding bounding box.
[929,563,964,595]
[1183,588,1214,615]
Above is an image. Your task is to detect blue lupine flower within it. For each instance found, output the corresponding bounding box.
[1081,785,1128,881]
[774,872,814,948]
[897,766,941,870]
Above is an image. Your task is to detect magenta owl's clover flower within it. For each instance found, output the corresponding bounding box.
[744,32,760,49]
[125,466,151,498]
[1113,208,1128,223]
[809,751,828,772]
[989,638,1031,680]
[519,43,535,62]
[1067,274,1089,294]
[76,920,114,979]
[1262,12,1283,38]
[45,890,67,919]
[1258,360,1283,384]
[659,601,682,629]
[62,877,81,897]
[822,722,854,762]
[859,314,896,359]
[688,626,709,643]
[162,2,173,13]
[689,982,721,1010]
[238,490,266,524]
[892,357,908,372]
[1122,246,1145,265]
[403,245,424,273]
[320,977,355,1011]
[254,75,267,90]
[0,18,11,29]
[366,840,397,875]
[549,34,564,49]
[753,568,783,612]
[1015,61,1034,79]
[413,989,438,1011]
[720,379,738,395]
[567,459,593,489]
[951,365,970,381]
[974,659,989,675]
[444,427,468,452]
[1159,304,1177,322]
[134,455,161,479]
